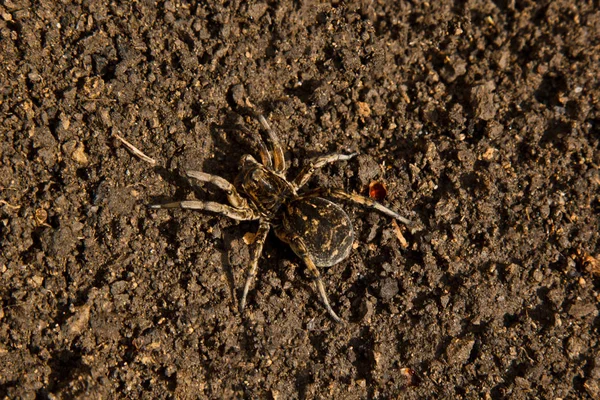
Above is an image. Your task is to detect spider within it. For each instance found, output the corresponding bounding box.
[150,114,412,323]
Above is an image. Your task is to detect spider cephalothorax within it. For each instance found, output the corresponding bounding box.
[235,154,295,217]
[150,114,411,323]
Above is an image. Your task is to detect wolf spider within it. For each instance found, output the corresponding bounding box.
[150,114,411,323]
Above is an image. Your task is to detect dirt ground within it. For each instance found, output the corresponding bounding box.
[1,0,599,398]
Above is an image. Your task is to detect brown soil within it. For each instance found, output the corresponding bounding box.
[1,1,599,399]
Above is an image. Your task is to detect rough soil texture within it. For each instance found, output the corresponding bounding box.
[1,0,599,399]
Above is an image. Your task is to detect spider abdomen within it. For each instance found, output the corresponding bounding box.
[280,197,354,267]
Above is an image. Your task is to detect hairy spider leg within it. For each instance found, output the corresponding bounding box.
[236,125,273,169]
[301,188,412,225]
[257,114,286,173]
[275,228,343,323]
[149,200,257,220]
[186,170,248,209]
[293,152,358,189]
[239,221,271,313]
